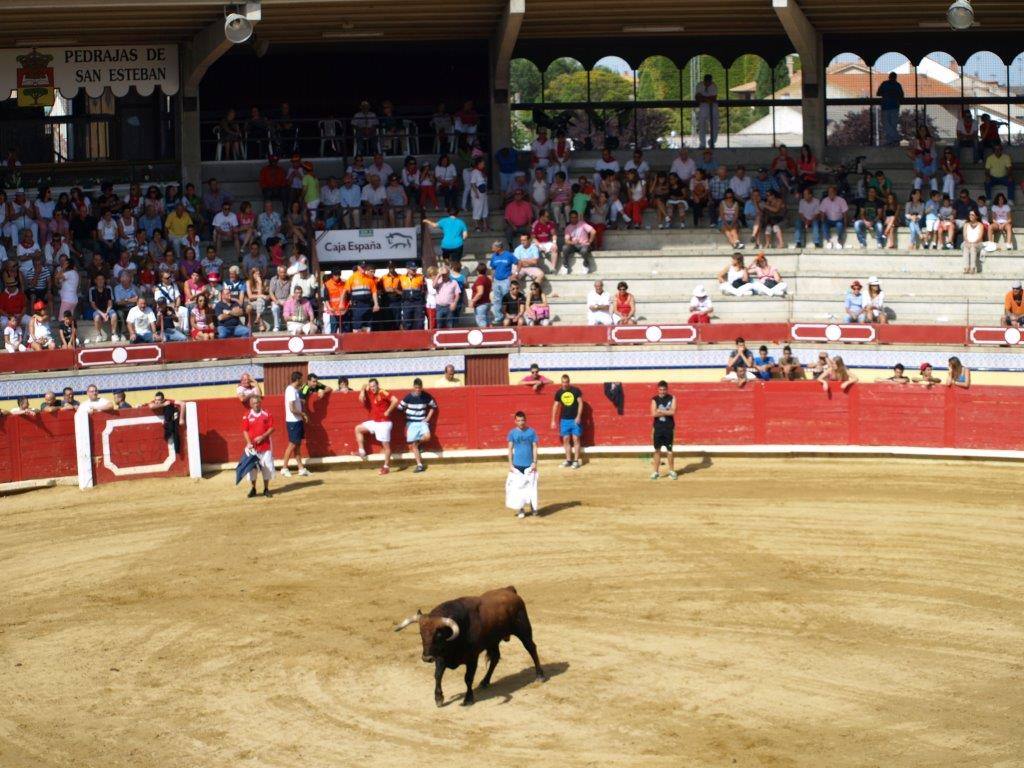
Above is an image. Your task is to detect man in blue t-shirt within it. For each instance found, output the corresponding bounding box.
[507,410,539,518]
[488,239,518,324]
[876,72,904,147]
[495,146,520,194]
[424,209,468,260]
[752,345,776,381]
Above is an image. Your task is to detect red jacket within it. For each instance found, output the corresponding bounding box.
[259,164,287,190]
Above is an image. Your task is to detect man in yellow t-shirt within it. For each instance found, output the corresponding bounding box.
[984,145,1014,203]
[164,202,193,257]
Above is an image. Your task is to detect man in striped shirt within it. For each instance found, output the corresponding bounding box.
[398,377,437,473]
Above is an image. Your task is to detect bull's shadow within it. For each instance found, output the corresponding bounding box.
[445,661,569,707]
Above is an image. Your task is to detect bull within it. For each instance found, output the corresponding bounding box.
[395,586,545,706]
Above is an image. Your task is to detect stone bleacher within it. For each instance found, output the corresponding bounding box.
[207,146,1023,327]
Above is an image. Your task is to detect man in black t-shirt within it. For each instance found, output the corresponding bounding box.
[549,374,583,469]
[397,377,437,473]
[88,274,118,342]
[650,380,678,480]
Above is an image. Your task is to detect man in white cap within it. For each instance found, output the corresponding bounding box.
[688,285,713,323]
[1003,280,1024,327]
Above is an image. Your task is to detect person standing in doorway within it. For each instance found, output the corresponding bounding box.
[876,72,905,147]
[242,394,275,498]
[650,380,678,480]
[281,370,311,477]
[696,74,720,149]
[550,374,583,469]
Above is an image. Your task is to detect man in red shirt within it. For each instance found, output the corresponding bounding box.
[355,378,398,475]
[503,189,533,248]
[259,155,288,205]
[242,394,275,497]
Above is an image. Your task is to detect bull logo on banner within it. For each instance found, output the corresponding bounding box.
[16,49,55,107]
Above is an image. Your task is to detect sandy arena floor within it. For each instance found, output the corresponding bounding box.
[1,456,1022,768]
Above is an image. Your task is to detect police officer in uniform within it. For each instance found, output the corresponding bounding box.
[399,261,425,330]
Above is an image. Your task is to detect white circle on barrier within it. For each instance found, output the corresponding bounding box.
[824,324,842,342]
[1004,327,1022,345]
[644,326,663,342]
[467,329,484,346]
[287,336,305,353]
[111,346,128,364]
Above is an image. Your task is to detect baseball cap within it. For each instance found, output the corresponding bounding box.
[33,300,46,311]
[207,272,220,281]
[867,276,880,286]
[405,261,417,270]
[1013,280,1023,289]
[850,280,862,289]
[692,284,708,298]
[919,362,931,372]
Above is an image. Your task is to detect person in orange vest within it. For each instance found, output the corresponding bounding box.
[378,261,403,330]
[322,270,347,333]
[398,262,425,330]
[341,261,380,332]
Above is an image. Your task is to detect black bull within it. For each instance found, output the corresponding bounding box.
[395,586,546,706]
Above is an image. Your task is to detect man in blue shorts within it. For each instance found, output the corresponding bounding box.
[549,374,583,469]
[507,410,538,518]
[397,377,437,473]
[423,208,468,262]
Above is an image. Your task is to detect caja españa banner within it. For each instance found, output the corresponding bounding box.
[315,228,419,263]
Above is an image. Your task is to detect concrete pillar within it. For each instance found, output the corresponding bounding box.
[773,0,826,157]
[489,0,525,163]
[179,18,235,184]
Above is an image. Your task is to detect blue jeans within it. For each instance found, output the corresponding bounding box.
[499,172,516,193]
[133,331,153,343]
[162,328,188,342]
[881,108,899,146]
[474,304,491,327]
[854,219,885,247]
[823,219,845,244]
[985,177,1015,203]
[217,325,251,338]
[490,277,510,325]
[908,218,923,246]
[795,218,821,247]
[436,305,455,328]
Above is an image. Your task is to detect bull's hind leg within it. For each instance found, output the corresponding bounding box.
[479,645,500,688]
[462,655,478,706]
[513,610,546,681]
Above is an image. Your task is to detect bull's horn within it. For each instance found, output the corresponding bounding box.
[439,617,460,640]
[394,609,423,632]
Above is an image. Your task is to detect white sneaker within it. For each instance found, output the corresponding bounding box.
[516,510,526,519]
[280,468,292,477]
[298,467,311,477]
[834,243,843,250]
[111,334,121,342]
[825,241,833,249]
[557,266,568,275]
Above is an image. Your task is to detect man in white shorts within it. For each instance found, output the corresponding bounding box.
[397,377,437,473]
[356,378,398,475]
[242,394,275,498]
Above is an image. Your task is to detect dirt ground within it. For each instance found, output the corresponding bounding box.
[1,456,1022,768]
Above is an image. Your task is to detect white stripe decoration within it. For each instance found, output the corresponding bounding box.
[251,335,340,355]
[790,323,876,343]
[101,416,177,477]
[969,326,1024,346]
[432,328,518,348]
[77,344,163,367]
[609,325,698,344]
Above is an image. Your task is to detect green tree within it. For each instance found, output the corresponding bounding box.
[510,59,541,103]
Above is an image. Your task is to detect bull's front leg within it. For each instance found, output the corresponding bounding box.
[461,656,478,706]
[434,659,445,707]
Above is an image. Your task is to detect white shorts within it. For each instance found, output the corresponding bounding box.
[724,370,757,381]
[406,421,430,443]
[249,449,275,481]
[360,420,393,443]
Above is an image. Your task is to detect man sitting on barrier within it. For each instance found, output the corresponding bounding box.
[283,286,316,336]
[1003,280,1024,327]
